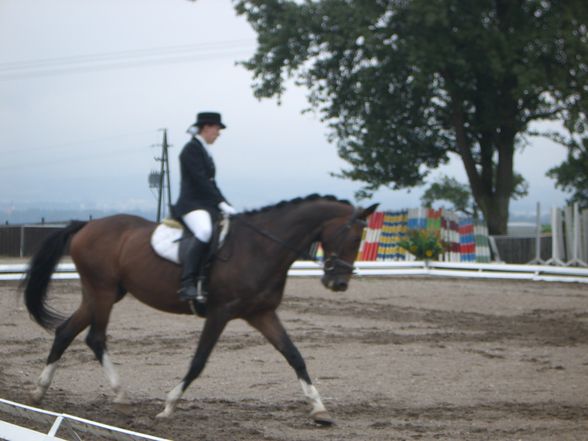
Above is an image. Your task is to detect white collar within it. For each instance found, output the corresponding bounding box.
[194,134,213,157]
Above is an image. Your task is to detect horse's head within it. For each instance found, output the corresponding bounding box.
[319,203,379,292]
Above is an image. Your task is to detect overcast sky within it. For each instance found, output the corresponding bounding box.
[0,0,571,221]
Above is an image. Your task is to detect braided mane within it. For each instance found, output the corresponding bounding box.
[239,194,351,216]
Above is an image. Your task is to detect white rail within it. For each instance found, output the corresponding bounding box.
[0,398,170,441]
[2,261,588,283]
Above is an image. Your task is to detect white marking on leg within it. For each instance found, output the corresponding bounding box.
[32,362,58,403]
[101,352,126,403]
[299,379,327,415]
[156,382,185,418]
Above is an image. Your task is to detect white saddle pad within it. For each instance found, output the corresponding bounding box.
[151,222,183,264]
[150,218,230,264]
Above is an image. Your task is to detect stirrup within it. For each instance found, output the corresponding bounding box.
[187,280,208,318]
[178,279,207,302]
[178,284,199,302]
[195,279,207,304]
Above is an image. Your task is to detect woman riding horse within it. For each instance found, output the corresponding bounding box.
[22,195,378,424]
[174,111,236,304]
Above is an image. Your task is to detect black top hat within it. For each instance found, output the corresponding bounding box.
[193,112,226,129]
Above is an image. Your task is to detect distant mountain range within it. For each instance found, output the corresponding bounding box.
[1,206,549,226]
[1,207,159,225]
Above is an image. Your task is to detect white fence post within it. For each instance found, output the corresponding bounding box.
[566,202,588,267]
[546,207,565,266]
[582,208,588,263]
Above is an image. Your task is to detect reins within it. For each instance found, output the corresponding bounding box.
[233,209,366,273]
[233,216,318,262]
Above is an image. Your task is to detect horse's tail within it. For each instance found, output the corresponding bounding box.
[21,220,88,330]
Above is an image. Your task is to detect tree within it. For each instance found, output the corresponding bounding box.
[421,173,528,216]
[421,175,475,216]
[234,0,588,234]
[547,139,588,208]
[545,89,588,208]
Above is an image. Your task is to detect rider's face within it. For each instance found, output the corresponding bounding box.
[200,124,222,145]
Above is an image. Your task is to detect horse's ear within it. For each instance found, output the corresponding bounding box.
[358,203,379,220]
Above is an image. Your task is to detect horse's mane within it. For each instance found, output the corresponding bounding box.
[238,194,351,217]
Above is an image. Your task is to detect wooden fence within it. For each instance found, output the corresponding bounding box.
[493,235,552,264]
[0,224,65,258]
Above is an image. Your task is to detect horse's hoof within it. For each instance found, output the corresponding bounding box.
[155,408,174,419]
[114,399,131,408]
[113,391,130,405]
[311,411,335,426]
[30,389,44,405]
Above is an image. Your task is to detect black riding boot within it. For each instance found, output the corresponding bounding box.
[178,238,208,303]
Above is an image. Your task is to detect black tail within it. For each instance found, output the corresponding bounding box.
[21,221,87,330]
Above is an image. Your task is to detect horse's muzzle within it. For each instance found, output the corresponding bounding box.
[321,275,349,292]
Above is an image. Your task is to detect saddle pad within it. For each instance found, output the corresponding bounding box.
[150,217,231,265]
[151,223,182,264]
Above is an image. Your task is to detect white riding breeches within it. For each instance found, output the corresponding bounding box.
[182,210,213,243]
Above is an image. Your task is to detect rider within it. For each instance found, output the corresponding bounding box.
[173,111,236,302]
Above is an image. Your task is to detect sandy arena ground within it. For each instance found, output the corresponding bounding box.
[0,276,587,440]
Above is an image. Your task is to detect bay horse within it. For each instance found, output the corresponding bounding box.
[21,194,378,425]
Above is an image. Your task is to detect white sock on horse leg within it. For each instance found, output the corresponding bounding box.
[156,382,184,418]
[299,379,327,415]
[32,362,58,402]
[101,352,126,403]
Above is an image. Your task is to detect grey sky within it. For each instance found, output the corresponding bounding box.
[0,0,570,220]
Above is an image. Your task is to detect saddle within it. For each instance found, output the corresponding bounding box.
[150,217,230,265]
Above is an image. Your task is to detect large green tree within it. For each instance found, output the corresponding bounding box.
[546,91,588,208]
[234,0,588,234]
[421,173,528,216]
[547,138,588,208]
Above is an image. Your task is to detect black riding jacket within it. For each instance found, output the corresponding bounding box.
[173,137,228,217]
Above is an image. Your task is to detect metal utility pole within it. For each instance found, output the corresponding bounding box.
[149,129,173,222]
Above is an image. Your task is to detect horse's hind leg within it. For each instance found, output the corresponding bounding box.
[32,304,92,403]
[247,310,334,426]
[84,289,127,403]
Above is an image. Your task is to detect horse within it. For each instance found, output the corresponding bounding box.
[21,194,378,425]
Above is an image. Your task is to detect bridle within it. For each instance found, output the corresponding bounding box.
[234,209,366,276]
[321,211,367,277]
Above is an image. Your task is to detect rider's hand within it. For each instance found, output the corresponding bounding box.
[218,201,237,215]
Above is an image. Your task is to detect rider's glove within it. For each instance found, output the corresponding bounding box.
[218,201,237,215]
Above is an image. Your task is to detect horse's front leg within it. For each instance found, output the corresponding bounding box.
[156,311,228,418]
[247,310,334,426]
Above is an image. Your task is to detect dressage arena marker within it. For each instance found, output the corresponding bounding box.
[1,261,587,283]
[0,398,170,441]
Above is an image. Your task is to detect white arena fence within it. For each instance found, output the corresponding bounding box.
[1,260,587,284]
[0,398,170,441]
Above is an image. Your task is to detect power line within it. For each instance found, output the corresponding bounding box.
[0,145,149,172]
[0,130,159,171]
[0,40,255,80]
[1,130,156,156]
[0,39,254,70]
[0,50,250,80]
